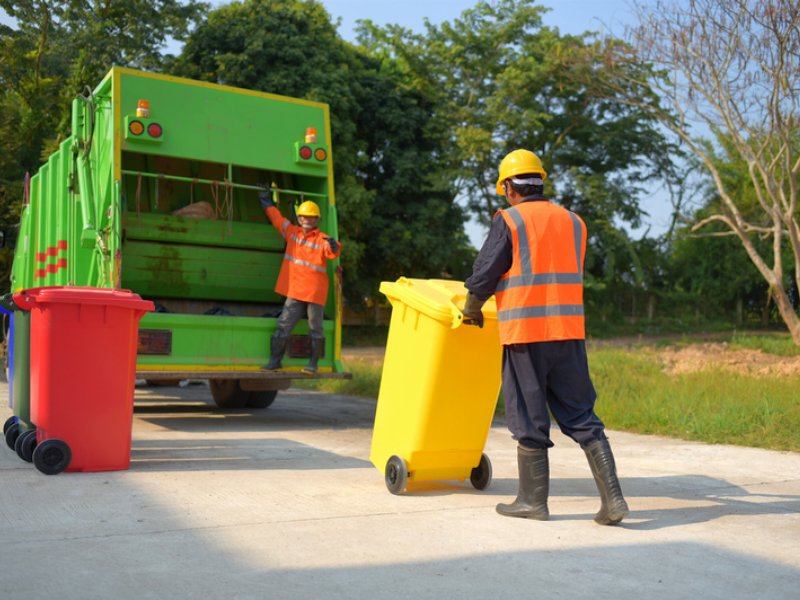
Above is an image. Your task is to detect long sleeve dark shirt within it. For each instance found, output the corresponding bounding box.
[464,195,550,301]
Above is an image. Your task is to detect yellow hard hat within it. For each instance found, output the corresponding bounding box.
[297,200,320,217]
[496,149,548,195]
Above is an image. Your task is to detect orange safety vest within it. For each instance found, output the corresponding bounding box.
[495,200,586,345]
[266,206,341,305]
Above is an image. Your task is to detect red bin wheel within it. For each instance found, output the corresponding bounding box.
[32,439,71,475]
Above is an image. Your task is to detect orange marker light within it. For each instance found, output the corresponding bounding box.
[314,148,327,161]
[305,127,317,144]
[136,100,150,118]
[129,120,144,135]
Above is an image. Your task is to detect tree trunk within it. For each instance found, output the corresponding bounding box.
[735,296,743,327]
[772,286,800,345]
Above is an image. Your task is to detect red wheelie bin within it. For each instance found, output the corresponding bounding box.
[13,287,154,474]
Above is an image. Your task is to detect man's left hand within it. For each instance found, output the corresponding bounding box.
[325,237,340,253]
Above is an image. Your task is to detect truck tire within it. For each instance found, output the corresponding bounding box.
[247,390,278,409]
[145,379,182,387]
[209,379,249,409]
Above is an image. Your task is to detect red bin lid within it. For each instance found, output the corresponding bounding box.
[13,286,155,312]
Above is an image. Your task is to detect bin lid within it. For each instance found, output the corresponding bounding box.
[13,286,155,312]
[379,277,498,329]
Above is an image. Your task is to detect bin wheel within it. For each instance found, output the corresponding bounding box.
[3,415,17,436]
[385,455,408,495]
[32,439,71,475]
[15,429,37,462]
[4,421,20,450]
[470,453,492,490]
[247,390,278,409]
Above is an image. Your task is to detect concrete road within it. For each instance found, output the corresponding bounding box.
[1,381,798,599]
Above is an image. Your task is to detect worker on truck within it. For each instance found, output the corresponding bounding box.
[258,190,341,373]
[461,149,629,525]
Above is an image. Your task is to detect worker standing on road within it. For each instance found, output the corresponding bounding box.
[258,189,341,373]
[461,149,629,525]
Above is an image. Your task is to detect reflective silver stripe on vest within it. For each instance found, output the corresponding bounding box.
[504,206,532,275]
[568,211,583,273]
[498,304,585,322]
[290,233,323,250]
[496,272,583,292]
[283,255,326,273]
[281,220,290,238]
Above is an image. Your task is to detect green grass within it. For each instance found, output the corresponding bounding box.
[316,332,800,452]
[729,331,800,356]
[293,359,383,397]
[590,347,800,451]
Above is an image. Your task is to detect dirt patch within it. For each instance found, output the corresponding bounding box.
[658,343,800,377]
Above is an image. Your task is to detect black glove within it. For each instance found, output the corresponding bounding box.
[257,185,275,210]
[461,292,485,328]
[325,237,339,253]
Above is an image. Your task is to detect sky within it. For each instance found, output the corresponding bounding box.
[320,0,637,40]
[2,1,670,246]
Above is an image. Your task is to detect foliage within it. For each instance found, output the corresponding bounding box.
[0,0,205,270]
[355,0,677,323]
[173,0,474,302]
[357,0,673,228]
[604,0,800,342]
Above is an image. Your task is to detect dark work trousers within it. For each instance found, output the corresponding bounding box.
[502,339,605,450]
[274,297,324,340]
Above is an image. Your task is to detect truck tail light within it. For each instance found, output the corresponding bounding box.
[129,120,144,135]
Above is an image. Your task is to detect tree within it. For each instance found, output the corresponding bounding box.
[174,0,473,302]
[356,0,674,229]
[356,0,676,326]
[0,0,206,273]
[604,0,800,343]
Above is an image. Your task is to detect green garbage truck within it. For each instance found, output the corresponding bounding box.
[8,67,349,411]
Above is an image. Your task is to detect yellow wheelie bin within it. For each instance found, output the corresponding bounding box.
[370,278,502,494]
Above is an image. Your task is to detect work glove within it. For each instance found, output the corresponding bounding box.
[257,185,275,210]
[461,292,485,328]
[325,237,340,253]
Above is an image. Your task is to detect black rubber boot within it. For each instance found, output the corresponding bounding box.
[583,437,629,525]
[263,334,287,370]
[303,337,324,373]
[496,446,549,520]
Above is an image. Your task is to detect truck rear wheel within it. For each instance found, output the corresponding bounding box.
[208,380,278,409]
[247,390,277,409]
[209,379,249,409]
